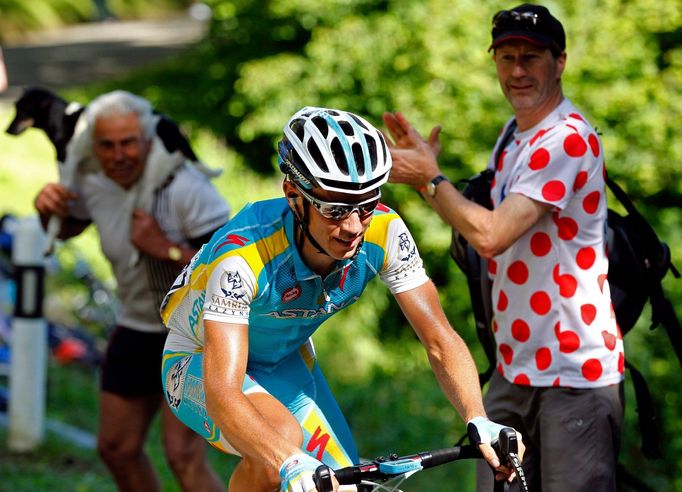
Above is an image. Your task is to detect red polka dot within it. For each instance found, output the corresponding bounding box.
[582,191,600,214]
[573,171,588,191]
[581,304,597,325]
[497,290,508,311]
[558,274,577,297]
[602,163,607,180]
[552,377,561,386]
[511,319,531,342]
[507,261,529,284]
[530,291,551,315]
[557,329,581,353]
[588,134,600,157]
[536,347,552,370]
[491,176,496,191]
[493,320,498,333]
[552,264,560,283]
[497,363,505,377]
[498,150,507,171]
[488,259,497,275]
[530,232,551,257]
[514,374,531,385]
[530,128,549,146]
[598,274,607,292]
[557,217,579,240]
[542,180,566,202]
[602,331,617,350]
[529,148,550,170]
[576,247,596,270]
[618,352,624,374]
[582,359,603,381]
[564,133,587,157]
[499,344,514,365]
[569,113,584,122]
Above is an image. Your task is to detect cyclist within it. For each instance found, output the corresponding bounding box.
[160,107,522,491]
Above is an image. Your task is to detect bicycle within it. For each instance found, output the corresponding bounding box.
[313,427,528,492]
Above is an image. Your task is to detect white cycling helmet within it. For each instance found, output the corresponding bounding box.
[278,107,392,195]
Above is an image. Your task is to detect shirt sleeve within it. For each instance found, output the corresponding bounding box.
[509,123,602,210]
[378,217,429,294]
[173,166,231,239]
[202,254,255,325]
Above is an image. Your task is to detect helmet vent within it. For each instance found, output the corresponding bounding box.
[366,138,377,172]
[339,121,354,136]
[312,116,328,137]
[379,138,387,172]
[330,138,349,175]
[291,119,305,140]
[352,143,365,175]
[349,114,368,130]
[307,139,328,173]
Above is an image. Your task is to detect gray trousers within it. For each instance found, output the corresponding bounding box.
[476,372,624,492]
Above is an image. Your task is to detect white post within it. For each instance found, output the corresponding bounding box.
[8,215,47,451]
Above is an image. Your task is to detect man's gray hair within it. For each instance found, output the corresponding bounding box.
[85,90,156,139]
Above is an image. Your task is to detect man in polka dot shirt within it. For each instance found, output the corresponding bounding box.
[383,4,624,491]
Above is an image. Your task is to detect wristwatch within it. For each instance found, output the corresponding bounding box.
[423,174,449,197]
[167,245,183,262]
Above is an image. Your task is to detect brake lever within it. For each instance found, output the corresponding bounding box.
[491,427,529,492]
[313,464,334,492]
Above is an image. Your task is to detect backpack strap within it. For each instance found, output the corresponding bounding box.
[625,359,661,459]
[606,175,682,367]
[475,120,517,385]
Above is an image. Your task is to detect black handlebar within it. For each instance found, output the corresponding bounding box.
[313,427,528,492]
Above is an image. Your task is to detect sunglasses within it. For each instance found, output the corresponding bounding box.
[492,10,540,30]
[293,183,381,221]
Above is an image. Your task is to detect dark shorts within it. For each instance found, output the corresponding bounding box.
[100,325,168,396]
[476,371,624,492]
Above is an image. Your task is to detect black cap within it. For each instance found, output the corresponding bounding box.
[489,4,565,53]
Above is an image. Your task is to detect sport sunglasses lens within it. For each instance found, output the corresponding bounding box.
[317,198,380,220]
[492,10,539,29]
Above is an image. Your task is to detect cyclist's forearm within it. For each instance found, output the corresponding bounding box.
[205,386,301,470]
[426,330,487,422]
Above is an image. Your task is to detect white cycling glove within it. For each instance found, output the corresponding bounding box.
[279,453,324,492]
[467,416,508,446]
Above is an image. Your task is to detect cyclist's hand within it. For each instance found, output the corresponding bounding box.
[34,183,77,218]
[279,453,325,492]
[467,416,525,483]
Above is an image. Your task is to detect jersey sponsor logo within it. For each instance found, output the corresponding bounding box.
[213,234,250,254]
[208,295,249,312]
[398,232,417,262]
[306,426,330,461]
[219,271,246,301]
[188,292,206,332]
[166,355,192,409]
[263,296,359,318]
[282,285,302,303]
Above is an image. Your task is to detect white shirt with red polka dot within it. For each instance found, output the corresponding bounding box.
[488,98,624,389]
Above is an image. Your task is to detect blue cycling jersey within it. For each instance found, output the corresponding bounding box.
[161,197,428,368]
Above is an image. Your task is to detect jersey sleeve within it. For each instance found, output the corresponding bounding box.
[173,166,231,239]
[202,254,256,325]
[509,121,602,210]
[378,216,429,294]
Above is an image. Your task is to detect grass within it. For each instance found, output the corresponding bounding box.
[0,361,240,491]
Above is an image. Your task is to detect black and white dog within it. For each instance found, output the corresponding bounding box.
[6,87,222,255]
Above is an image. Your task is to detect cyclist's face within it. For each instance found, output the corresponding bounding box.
[284,181,376,262]
[494,41,565,117]
[93,112,150,190]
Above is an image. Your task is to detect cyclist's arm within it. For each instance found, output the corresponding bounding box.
[394,280,513,473]
[203,319,303,472]
[394,280,485,421]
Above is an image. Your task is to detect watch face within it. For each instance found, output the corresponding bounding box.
[426,182,436,196]
[168,246,182,261]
